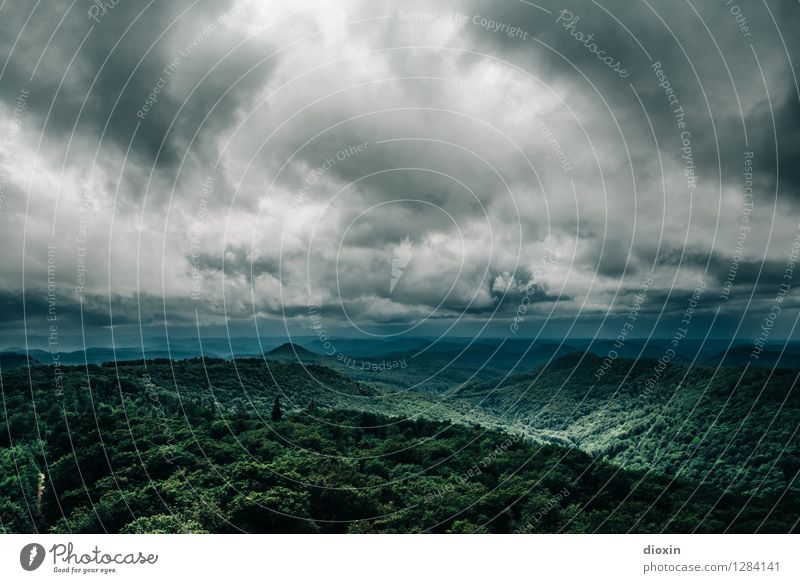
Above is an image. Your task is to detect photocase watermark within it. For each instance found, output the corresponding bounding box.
[720,152,754,302]
[751,222,800,360]
[555,9,629,79]
[510,247,560,334]
[45,245,66,398]
[390,236,413,295]
[513,487,571,533]
[136,59,180,121]
[423,434,522,503]
[297,142,370,353]
[397,10,469,24]
[286,142,369,220]
[337,354,407,372]
[75,180,93,296]
[87,0,120,24]
[651,60,697,198]
[722,0,753,38]
[594,277,653,382]
[471,14,529,40]
[307,304,337,356]
[0,88,29,213]
[136,6,239,120]
[22,541,157,573]
[397,11,529,40]
[305,306,406,372]
[142,373,181,464]
[640,280,707,400]
[20,543,46,571]
[450,76,573,174]
[189,174,215,300]
[49,542,158,573]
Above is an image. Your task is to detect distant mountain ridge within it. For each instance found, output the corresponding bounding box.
[5,337,800,370]
[267,342,322,359]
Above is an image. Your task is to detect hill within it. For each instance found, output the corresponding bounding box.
[706,345,800,369]
[1,355,797,533]
[291,341,582,394]
[454,352,800,495]
[0,352,36,369]
[1,366,796,533]
[266,342,324,360]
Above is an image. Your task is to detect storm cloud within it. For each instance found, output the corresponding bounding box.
[1,0,799,346]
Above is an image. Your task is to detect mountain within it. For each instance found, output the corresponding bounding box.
[1,353,797,533]
[453,352,800,495]
[1,360,796,533]
[0,352,36,369]
[6,336,798,371]
[266,342,323,360]
[287,340,581,394]
[1,346,206,365]
[706,345,800,369]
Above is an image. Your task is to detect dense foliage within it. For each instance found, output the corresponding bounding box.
[0,357,798,533]
[459,352,800,495]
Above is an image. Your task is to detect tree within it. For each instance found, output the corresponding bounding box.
[120,514,208,534]
[271,397,282,422]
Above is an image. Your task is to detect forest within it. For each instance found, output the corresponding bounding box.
[0,354,798,533]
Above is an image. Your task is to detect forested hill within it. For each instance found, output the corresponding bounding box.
[455,352,800,495]
[0,361,797,533]
[0,357,797,533]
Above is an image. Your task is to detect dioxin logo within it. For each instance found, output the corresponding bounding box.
[20,543,46,571]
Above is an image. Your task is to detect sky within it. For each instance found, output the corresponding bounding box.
[1,0,799,349]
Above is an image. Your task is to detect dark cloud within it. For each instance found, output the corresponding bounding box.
[0,0,798,342]
[0,289,175,328]
[0,0,270,187]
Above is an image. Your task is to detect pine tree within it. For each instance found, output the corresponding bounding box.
[271,396,282,422]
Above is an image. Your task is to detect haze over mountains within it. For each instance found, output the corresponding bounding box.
[5,335,800,372]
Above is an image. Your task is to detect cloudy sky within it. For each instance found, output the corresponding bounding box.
[1,0,799,348]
